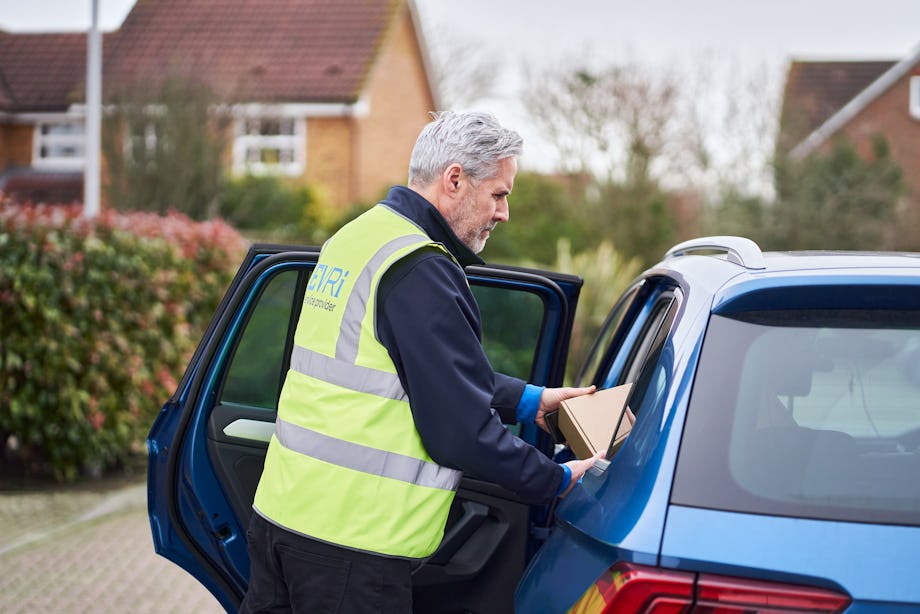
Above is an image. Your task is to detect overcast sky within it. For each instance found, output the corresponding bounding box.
[2,0,916,60]
[2,0,918,175]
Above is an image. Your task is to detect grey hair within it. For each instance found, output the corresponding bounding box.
[408,111,523,187]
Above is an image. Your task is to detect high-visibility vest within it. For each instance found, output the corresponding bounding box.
[253,203,463,558]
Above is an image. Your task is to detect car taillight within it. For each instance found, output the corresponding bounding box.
[568,562,851,613]
[695,573,851,612]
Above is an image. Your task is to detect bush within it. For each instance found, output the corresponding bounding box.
[771,137,903,251]
[0,204,249,480]
[218,175,329,240]
[481,172,586,266]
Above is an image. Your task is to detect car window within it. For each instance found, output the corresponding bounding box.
[673,309,920,526]
[220,269,300,411]
[618,294,677,390]
[570,281,679,459]
[596,287,677,391]
[604,294,678,458]
[472,284,545,381]
[575,284,641,387]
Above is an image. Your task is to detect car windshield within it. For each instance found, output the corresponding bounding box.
[673,309,920,526]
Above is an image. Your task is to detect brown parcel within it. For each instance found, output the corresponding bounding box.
[557,384,633,460]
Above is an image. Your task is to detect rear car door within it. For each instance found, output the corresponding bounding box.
[147,245,581,613]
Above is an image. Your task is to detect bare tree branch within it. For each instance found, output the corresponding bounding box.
[425,24,501,109]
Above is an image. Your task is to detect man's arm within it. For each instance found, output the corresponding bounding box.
[378,253,565,503]
[491,372,526,424]
[493,373,596,433]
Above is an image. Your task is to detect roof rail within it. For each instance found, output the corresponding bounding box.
[665,236,765,270]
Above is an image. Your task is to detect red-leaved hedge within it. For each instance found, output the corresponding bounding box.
[0,203,249,480]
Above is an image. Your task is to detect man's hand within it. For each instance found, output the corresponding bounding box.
[536,385,596,433]
[559,452,605,497]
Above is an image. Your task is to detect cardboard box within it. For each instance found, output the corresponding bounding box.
[557,384,633,460]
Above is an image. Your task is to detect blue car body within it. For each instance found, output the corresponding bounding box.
[516,241,920,612]
[148,237,920,612]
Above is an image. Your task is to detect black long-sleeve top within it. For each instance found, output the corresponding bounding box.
[374,186,564,504]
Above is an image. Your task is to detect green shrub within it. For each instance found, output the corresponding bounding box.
[219,176,301,228]
[219,175,337,245]
[0,204,249,480]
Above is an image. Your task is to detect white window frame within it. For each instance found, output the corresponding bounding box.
[122,122,160,162]
[910,76,920,120]
[32,116,86,169]
[232,110,306,177]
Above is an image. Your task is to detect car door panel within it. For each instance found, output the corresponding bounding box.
[149,245,581,613]
[149,251,317,610]
[413,480,531,614]
[206,404,272,524]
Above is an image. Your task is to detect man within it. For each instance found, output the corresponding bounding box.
[241,111,601,613]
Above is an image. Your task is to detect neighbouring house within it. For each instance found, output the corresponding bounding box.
[777,45,920,230]
[0,31,88,203]
[0,0,440,210]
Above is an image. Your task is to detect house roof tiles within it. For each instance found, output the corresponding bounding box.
[104,0,399,103]
[778,59,896,155]
[0,31,88,112]
[0,0,401,112]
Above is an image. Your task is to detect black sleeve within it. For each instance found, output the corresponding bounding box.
[377,250,562,504]
[492,372,526,424]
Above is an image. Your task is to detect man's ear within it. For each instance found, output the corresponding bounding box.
[442,163,464,196]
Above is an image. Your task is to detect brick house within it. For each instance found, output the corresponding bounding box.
[0,0,439,210]
[777,45,920,230]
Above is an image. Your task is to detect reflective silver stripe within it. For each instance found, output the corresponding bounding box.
[275,418,462,491]
[335,233,429,363]
[290,344,408,402]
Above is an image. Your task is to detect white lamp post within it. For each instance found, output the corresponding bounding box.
[84,0,102,218]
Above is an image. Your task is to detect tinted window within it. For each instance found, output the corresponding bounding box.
[575,285,640,387]
[618,296,676,390]
[220,269,300,410]
[473,284,544,380]
[605,296,677,458]
[673,310,920,525]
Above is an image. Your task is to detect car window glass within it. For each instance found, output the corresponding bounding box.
[602,292,676,391]
[623,297,677,411]
[472,284,544,380]
[673,309,920,526]
[220,269,300,411]
[619,296,676,389]
[575,285,641,387]
[603,295,678,459]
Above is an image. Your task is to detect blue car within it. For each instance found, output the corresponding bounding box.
[148,236,920,612]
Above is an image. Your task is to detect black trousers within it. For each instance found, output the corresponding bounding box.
[239,513,413,614]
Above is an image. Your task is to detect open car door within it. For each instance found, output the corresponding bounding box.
[147,244,582,613]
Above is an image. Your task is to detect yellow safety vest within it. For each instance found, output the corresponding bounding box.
[253,204,462,558]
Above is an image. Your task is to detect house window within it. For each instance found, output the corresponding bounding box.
[911,76,920,120]
[233,116,305,176]
[33,120,85,168]
[123,123,160,162]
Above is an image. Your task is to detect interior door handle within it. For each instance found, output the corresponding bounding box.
[221,418,274,443]
[428,501,489,566]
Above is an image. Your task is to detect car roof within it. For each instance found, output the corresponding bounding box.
[650,237,920,310]
[760,250,920,271]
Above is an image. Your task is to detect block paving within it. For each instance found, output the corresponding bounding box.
[0,478,224,613]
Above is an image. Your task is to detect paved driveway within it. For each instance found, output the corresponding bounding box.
[0,479,224,612]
